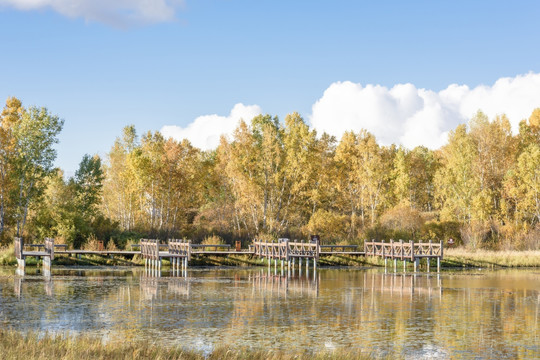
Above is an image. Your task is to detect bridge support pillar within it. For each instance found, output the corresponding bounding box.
[437,257,441,272]
[393,259,397,273]
[314,259,317,270]
[403,259,406,272]
[427,259,430,273]
[43,256,52,272]
[17,257,25,272]
[414,258,419,272]
[299,257,302,268]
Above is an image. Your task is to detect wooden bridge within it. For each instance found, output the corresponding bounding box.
[364,240,443,272]
[12,236,444,274]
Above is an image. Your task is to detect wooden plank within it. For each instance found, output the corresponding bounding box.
[22,251,50,257]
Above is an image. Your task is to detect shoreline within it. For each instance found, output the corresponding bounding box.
[2,247,540,269]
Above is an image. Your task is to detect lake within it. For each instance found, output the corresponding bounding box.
[0,266,538,359]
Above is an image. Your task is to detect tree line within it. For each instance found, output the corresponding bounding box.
[1,97,538,249]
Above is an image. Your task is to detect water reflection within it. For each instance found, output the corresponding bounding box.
[139,276,192,301]
[0,267,538,359]
[363,272,443,298]
[249,270,319,298]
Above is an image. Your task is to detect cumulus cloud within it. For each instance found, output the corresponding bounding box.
[0,0,184,26]
[161,103,262,150]
[310,72,540,149]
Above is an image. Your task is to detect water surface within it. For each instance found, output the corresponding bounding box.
[0,266,538,359]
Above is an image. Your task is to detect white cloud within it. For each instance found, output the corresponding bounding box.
[161,103,262,150]
[0,0,184,26]
[310,72,540,149]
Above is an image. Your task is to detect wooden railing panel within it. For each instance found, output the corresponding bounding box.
[364,240,443,260]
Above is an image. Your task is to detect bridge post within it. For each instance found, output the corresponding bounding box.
[438,239,443,272]
[382,240,387,271]
[14,238,25,272]
[427,240,432,272]
[285,239,290,269]
[363,239,366,254]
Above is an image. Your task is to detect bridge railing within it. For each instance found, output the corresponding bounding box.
[288,240,319,259]
[140,239,160,260]
[364,239,443,260]
[252,240,288,259]
[252,239,319,260]
[414,240,443,257]
[168,239,191,260]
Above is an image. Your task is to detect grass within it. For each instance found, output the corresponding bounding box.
[0,330,377,360]
[443,248,540,268]
[0,245,16,265]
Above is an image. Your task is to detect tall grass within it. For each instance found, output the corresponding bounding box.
[444,248,540,267]
[0,245,16,266]
[0,330,376,360]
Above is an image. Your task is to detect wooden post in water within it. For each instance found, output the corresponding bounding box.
[14,237,25,272]
[285,239,290,269]
[427,240,432,272]
[437,240,443,272]
[382,240,387,271]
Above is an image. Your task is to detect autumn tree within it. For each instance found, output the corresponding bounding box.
[0,97,23,239]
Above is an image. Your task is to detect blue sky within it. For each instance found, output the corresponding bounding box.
[1,1,540,175]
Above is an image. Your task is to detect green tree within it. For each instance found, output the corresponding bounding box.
[75,154,104,217]
[12,106,63,237]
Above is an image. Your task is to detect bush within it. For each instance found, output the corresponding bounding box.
[379,204,424,239]
[305,209,349,243]
[420,220,462,244]
[201,235,224,245]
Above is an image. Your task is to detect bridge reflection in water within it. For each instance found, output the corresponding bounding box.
[364,272,443,299]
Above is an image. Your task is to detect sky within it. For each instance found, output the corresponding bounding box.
[1,1,540,176]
